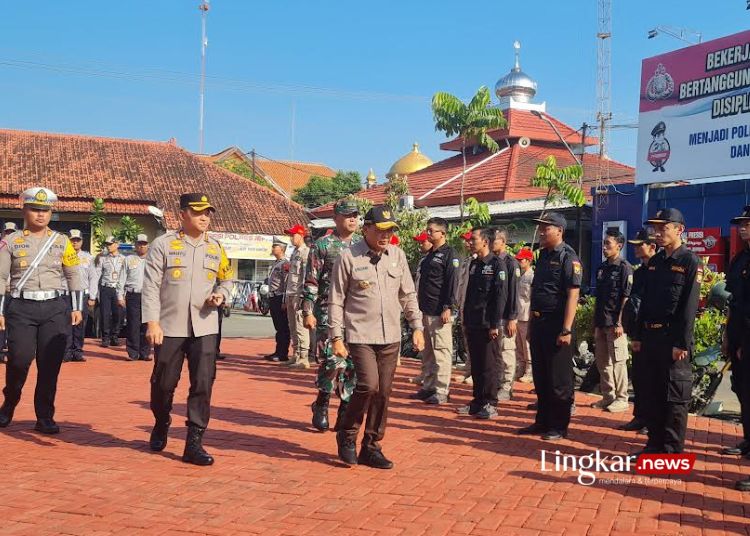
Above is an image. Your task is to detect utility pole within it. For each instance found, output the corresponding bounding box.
[198,1,210,154]
[251,148,257,179]
[577,123,589,253]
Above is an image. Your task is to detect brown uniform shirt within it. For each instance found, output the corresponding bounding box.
[0,229,81,295]
[142,230,234,338]
[285,244,309,300]
[329,240,422,345]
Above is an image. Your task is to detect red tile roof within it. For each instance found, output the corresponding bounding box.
[439,108,598,151]
[311,142,634,218]
[253,158,336,197]
[0,129,308,234]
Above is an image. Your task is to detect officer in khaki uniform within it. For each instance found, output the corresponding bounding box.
[63,229,98,362]
[0,187,83,434]
[124,234,152,361]
[284,224,311,369]
[143,193,233,466]
[0,223,16,363]
[92,236,126,347]
[330,206,424,469]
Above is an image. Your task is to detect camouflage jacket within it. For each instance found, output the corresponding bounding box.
[302,231,361,315]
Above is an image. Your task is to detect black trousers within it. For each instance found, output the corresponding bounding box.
[3,296,69,419]
[640,327,692,453]
[530,314,574,433]
[216,307,224,355]
[150,335,218,429]
[731,329,750,442]
[465,327,497,408]
[125,292,150,359]
[269,295,290,358]
[631,350,647,421]
[99,286,122,341]
[64,293,89,360]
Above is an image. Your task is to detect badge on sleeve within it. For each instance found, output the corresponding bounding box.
[572,261,582,275]
[498,270,506,281]
[696,268,704,284]
[627,274,634,285]
[515,268,520,278]
[452,258,460,268]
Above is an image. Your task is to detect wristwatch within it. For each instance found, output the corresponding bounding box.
[560,328,572,336]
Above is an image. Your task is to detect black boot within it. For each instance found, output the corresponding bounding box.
[149,418,171,452]
[336,431,357,466]
[333,401,349,432]
[311,391,330,432]
[34,418,60,435]
[182,425,214,466]
[0,402,16,427]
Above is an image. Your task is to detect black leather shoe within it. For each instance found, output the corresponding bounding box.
[619,418,647,432]
[336,431,357,466]
[100,340,110,348]
[182,426,214,466]
[721,440,750,456]
[140,355,153,362]
[126,354,138,361]
[216,354,226,361]
[410,389,436,401]
[0,403,15,427]
[517,423,546,435]
[72,356,86,362]
[735,478,750,491]
[542,430,567,441]
[358,449,394,470]
[111,338,122,347]
[62,355,72,363]
[311,392,330,432]
[263,354,278,361]
[149,418,171,452]
[34,418,60,435]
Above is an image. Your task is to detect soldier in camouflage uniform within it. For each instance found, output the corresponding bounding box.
[304,199,361,432]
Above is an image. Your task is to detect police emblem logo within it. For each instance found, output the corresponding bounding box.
[18,250,27,258]
[201,195,208,202]
[498,270,506,281]
[572,261,582,275]
[382,210,391,219]
[172,268,182,279]
[19,260,27,268]
[452,258,460,268]
[34,189,48,202]
[174,258,181,265]
[628,274,634,285]
[515,268,520,278]
[358,280,371,289]
[646,63,674,101]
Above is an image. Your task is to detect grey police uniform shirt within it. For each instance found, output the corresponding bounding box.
[142,230,234,338]
[0,229,82,308]
[285,244,310,301]
[93,252,126,300]
[124,254,147,293]
[61,250,98,295]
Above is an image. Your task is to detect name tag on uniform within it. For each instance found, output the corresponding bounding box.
[550,261,560,266]
[670,266,686,274]
[482,265,494,275]
[648,266,656,271]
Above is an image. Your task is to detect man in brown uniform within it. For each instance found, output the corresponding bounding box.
[0,187,83,434]
[143,193,233,466]
[330,205,424,469]
[284,224,311,369]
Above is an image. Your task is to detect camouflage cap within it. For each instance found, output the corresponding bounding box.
[334,199,359,215]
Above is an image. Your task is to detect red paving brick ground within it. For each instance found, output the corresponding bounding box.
[0,338,749,536]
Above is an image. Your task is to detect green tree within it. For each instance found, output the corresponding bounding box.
[216,159,271,189]
[382,175,428,270]
[292,171,362,208]
[431,86,506,222]
[446,197,491,255]
[113,216,144,245]
[89,198,106,250]
[530,155,586,247]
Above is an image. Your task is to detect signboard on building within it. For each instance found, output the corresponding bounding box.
[208,232,289,260]
[636,30,750,185]
[685,227,724,272]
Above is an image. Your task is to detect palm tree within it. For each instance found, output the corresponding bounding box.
[530,155,586,247]
[431,86,506,222]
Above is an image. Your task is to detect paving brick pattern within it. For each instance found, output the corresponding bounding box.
[0,339,748,536]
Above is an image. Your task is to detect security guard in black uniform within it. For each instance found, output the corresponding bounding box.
[0,187,83,434]
[722,208,750,461]
[631,208,701,456]
[455,228,506,420]
[620,229,658,433]
[517,212,582,441]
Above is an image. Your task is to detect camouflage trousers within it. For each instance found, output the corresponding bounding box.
[313,309,356,402]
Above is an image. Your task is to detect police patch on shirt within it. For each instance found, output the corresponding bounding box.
[452,258,460,268]
[515,268,520,278]
[696,268,704,283]
[572,261,582,275]
[481,265,494,275]
[498,270,506,281]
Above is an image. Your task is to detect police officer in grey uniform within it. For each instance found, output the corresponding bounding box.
[0,187,83,434]
[124,234,152,361]
[143,193,233,466]
[63,229,98,362]
[93,236,126,347]
[0,223,16,362]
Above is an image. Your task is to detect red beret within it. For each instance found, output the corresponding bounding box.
[515,247,533,261]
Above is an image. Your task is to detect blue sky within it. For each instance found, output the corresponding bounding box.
[0,1,746,185]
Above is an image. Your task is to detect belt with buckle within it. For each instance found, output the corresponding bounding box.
[645,322,669,330]
[126,289,141,294]
[11,290,63,301]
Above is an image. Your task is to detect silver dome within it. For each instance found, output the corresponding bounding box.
[495,41,537,103]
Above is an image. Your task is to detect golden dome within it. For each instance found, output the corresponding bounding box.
[386,143,433,179]
[366,168,377,187]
